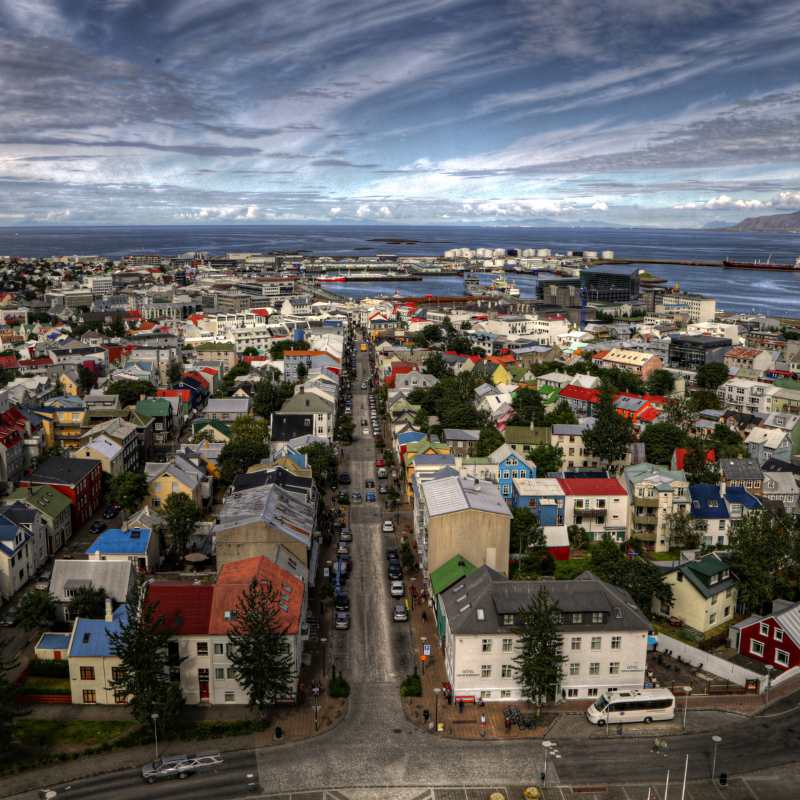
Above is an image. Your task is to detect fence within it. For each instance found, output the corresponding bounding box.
[656,633,765,691]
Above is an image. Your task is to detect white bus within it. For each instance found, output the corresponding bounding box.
[586,688,675,726]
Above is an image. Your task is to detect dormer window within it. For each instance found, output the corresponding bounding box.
[709,574,719,585]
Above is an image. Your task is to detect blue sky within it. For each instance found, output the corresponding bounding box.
[1,0,800,227]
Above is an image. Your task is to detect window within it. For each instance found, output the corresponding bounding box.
[775,649,790,667]
[197,642,209,656]
[569,663,580,676]
[502,638,513,652]
[227,667,236,679]
[481,639,492,652]
[566,688,579,698]
[609,662,620,675]
[760,623,770,637]
[501,664,513,678]
[82,690,97,704]
[571,637,581,650]
[750,639,765,656]
[480,690,492,699]
[592,612,603,624]
[571,613,582,624]
[588,688,599,698]
[590,662,600,675]
[611,636,622,650]
[79,666,95,681]
[775,629,784,642]
[214,643,224,655]
[111,667,123,682]
[215,668,225,680]
[500,690,512,698]
[226,643,234,658]
[591,636,602,650]
[481,665,492,678]
[114,690,127,705]
[709,613,716,625]
[225,691,235,702]
[503,614,514,626]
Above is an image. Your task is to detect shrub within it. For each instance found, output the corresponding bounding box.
[27,658,70,678]
[328,671,351,698]
[400,672,422,697]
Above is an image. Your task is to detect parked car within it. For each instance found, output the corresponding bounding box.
[89,520,106,534]
[382,520,394,533]
[388,562,402,580]
[365,479,375,488]
[334,594,350,612]
[366,491,376,502]
[337,491,349,503]
[390,580,405,597]
[141,754,224,784]
[392,605,408,622]
[375,458,385,467]
[361,381,367,389]
[386,547,399,561]
[379,485,387,494]
[335,611,351,630]
[338,472,351,485]
[362,427,370,436]
[336,542,350,556]
[0,609,17,627]
[351,492,362,503]
[339,530,353,543]
[102,504,121,519]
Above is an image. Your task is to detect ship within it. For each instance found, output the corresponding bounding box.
[722,255,800,271]
[318,274,347,282]
[464,273,482,295]
[490,276,521,296]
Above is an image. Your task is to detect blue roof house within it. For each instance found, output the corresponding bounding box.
[690,484,761,549]
[86,527,158,572]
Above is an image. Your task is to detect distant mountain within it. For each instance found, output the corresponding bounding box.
[723,209,800,232]
[701,219,737,229]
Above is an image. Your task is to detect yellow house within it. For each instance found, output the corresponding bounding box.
[490,363,512,386]
[36,400,89,450]
[653,552,738,635]
[403,440,451,499]
[58,370,80,397]
[145,457,204,509]
[72,435,125,477]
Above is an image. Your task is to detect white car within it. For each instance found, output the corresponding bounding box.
[362,427,370,435]
[390,580,404,597]
[382,520,394,533]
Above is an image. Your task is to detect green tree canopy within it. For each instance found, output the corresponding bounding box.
[270,339,308,360]
[227,578,296,719]
[110,471,149,513]
[582,387,633,468]
[16,589,57,631]
[77,364,98,394]
[68,586,108,620]
[510,507,546,557]
[646,369,675,396]
[512,388,546,427]
[0,647,19,749]
[476,426,504,457]
[544,399,578,426]
[696,362,729,390]
[513,588,566,710]
[106,379,156,408]
[219,415,271,484]
[707,423,747,459]
[529,444,563,476]
[300,443,338,491]
[423,351,449,379]
[252,374,294,419]
[162,493,201,554]
[640,422,688,466]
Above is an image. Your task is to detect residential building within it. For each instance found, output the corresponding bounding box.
[135,397,175,449]
[719,458,764,496]
[204,397,251,422]
[0,503,48,600]
[86,527,159,572]
[19,456,102,530]
[558,477,629,542]
[592,348,662,380]
[551,420,605,471]
[279,391,335,440]
[745,426,793,466]
[72,435,125,476]
[146,454,210,509]
[761,472,799,513]
[8,484,73,554]
[724,346,775,377]
[194,341,238,369]
[440,566,649,702]
[717,378,777,415]
[79,417,141,472]
[623,464,690,553]
[442,429,480,458]
[653,553,738,635]
[490,444,537,500]
[660,293,716,323]
[730,600,800,673]
[283,349,340,382]
[49,559,135,621]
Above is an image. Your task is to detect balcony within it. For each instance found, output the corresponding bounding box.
[574,506,607,518]
[634,513,658,526]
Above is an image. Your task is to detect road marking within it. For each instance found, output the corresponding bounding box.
[740,778,760,799]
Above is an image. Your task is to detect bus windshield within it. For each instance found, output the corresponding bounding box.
[593,697,609,711]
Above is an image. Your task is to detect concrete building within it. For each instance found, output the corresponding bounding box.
[660,293,716,323]
[592,348,662,380]
[668,334,732,370]
[717,378,777,415]
[72,435,125,477]
[558,477,629,543]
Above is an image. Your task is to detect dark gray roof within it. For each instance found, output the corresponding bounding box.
[28,456,100,486]
[270,412,314,442]
[719,458,762,482]
[441,565,649,636]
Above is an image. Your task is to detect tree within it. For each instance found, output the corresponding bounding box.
[529,444,563,476]
[336,414,355,444]
[544,400,578,427]
[68,586,107,620]
[421,323,443,343]
[664,397,696,432]
[242,347,259,356]
[512,388,545,426]
[167,359,182,386]
[162,493,201,554]
[77,364,98,394]
[688,389,722,412]
[106,379,156,408]
[296,361,308,381]
[582,387,633,468]
[107,316,126,338]
[270,339,308,360]
[510,507,546,557]
[513,588,566,711]
[696,362,729,390]
[640,422,688,466]
[413,406,429,431]
[300,443,338,491]
[0,648,19,749]
[476,426,504,457]
[567,525,589,550]
[110,471,149,512]
[683,443,720,484]
[646,369,675,396]
[423,351,449,379]
[15,589,56,631]
[109,594,185,731]
[665,511,701,551]
[227,578,296,719]
[219,416,271,483]
[707,423,747,459]
[252,375,294,419]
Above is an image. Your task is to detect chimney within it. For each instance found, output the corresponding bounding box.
[473,477,479,490]
[104,596,113,622]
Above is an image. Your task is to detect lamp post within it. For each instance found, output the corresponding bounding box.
[765,665,775,704]
[433,687,441,732]
[711,735,722,781]
[541,740,557,786]
[150,712,160,762]
[682,685,692,730]
[320,637,328,679]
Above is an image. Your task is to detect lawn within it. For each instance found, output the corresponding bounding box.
[646,550,679,561]
[21,676,71,692]
[15,720,136,751]
[554,557,591,580]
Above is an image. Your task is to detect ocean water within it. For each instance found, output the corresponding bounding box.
[1,223,799,316]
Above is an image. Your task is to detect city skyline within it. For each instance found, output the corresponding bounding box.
[2,0,800,227]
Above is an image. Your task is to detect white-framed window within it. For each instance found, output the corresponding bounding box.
[502,638,513,652]
[213,643,224,655]
[480,690,492,699]
[590,662,600,675]
[569,663,580,675]
[500,690,512,698]
[611,636,622,649]
[481,639,492,652]
[609,662,620,675]
[750,639,765,656]
[571,637,581,650]
[227,667,236,679]
[224,691,235,702]
[775,629,784,642]
[591,636,602,650]
[760,622,770,637]
[481,664,492,678]
[215,668,224,680]
[503,614,514,626]
[588,688,599,697]
[709,613,716,625]
[571,613,582,624]
[592,612,603,623]
[502,664,513,678]
[775,649,790,667]
[566,688,579,698]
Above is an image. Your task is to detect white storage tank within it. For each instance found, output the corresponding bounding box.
[522,248,535,257]
[536,248,551,257]
[492,248,505,257]
[584,250,598,259]
[601,250,615,259]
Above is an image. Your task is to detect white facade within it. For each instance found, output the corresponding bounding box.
[717,378,778,415]
[661,293,716,323]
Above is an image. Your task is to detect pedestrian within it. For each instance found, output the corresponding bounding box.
[421,610,428,622]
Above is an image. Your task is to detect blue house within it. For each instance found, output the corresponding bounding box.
[511,477,566,526]
[86,527,158,572]
[690,484,761,548]
[489,444,536,501]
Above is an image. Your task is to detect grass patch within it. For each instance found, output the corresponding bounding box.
[21,676,71,692]
[646,550,679,561]
[554,558,591,580]
[15,720,135,750]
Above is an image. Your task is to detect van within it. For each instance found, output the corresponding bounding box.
[586,688,675,726]
[377,467,387,479]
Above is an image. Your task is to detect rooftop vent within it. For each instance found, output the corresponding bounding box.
[459,603,471,613]
[82,632,91,644]
[476,608,485,621]
[614,607,623,619]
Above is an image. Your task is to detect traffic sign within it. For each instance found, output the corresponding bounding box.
[423,643,431,657]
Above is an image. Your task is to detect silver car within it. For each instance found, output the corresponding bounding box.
[141,753,224,783]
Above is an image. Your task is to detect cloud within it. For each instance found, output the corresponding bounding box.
[310,158,380,169]
[673,190,800,211]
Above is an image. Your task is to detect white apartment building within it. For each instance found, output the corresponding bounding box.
[559,477,630,542]
[89,274,115,296]
[660,293,716,323]
[0,502,48,600]
[440,567,649,702]
[717,378,778,415]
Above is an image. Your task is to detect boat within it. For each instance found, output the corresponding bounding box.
[318,274,347,282]
[722,256,800,271]
[464,273,482,295]
[490,276,521,296]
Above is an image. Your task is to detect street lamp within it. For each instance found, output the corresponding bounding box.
[711,735,722,781]
[541,740,557,786]
[682,685,692,730]
[150,712,160,762]
[433,686,441,732]
[320,637,328,679]
[765,665,775,704]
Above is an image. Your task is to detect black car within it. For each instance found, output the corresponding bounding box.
[334,593,350,612]
[386,547,399,561]
[388,562,402,580]
[89,520,106,534]
[338,472,351,485]
[102,504,120,519]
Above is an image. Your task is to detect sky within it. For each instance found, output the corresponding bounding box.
[2,0,800,228]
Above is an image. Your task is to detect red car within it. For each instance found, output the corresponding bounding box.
[375,458,385,467]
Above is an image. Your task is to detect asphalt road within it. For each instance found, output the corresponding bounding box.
[16,347,800,799]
